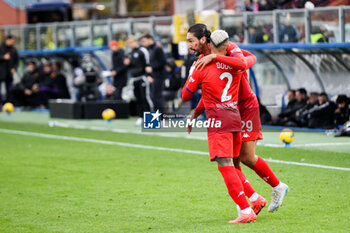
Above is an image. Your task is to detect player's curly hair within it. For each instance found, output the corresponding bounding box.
[188,24,211,43]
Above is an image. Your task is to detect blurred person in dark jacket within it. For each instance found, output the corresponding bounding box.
[162,58,182,103]
[109,40,127,100]
[39,62,60,106]
[0,35,18,102]
[140,34,166,112]
[307,92,337,129]
[52,61,70,99]
[295,92,318,127]
[124,36,153,126]
[105,83,118,100]
[11,61,43,108]
[286,88,307,124]
[275,89,296,125]
[258,97,272,124]
[334,94,349,127]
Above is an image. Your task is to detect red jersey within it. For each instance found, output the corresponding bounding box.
[193,42,258,114]
[182,61,241,133]
[225,42,259,110]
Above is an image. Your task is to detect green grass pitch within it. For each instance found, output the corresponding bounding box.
[0,114,350,232]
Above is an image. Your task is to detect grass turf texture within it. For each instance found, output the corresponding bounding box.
[0,121,349,232]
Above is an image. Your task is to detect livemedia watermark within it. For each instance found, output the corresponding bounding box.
[142,110,222,132]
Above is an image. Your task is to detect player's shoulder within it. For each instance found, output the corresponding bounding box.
[192,61,215,77]
[228,42,242,56]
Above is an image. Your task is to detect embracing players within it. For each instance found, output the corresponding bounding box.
[182,30,257,223]
[185,24,289,217]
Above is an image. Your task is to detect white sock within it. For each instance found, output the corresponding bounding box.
[249,192,259,202]
[241,207,252,215]
[273,182,283,191]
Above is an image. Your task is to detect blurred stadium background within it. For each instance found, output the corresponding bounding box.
[0,0,350,232]
[1,0,350,122]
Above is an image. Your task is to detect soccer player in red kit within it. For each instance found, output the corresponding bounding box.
[193,27,289,213]
[186,24,268,216]
[182,30,257,223]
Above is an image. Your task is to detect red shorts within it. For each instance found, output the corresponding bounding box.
[207,132,242,161]
[240,107,263,142]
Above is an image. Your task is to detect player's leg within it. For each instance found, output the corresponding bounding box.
[240,140,289,212]
[133,79,143,125]
[216,157,256,223]
[233,134,267,215]
[233,157,256,199]
[142,76,154,112]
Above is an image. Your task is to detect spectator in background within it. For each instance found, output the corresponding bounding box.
[140,34,166,112]
[109,40,127,100]
[275,88,307,126]
[335,95,349,127]
[39,62,59,106]
[184,52,197,78]
[285,88,308,125]
[11,61,43,108]
[295,92,319,127]
[280,17,300,43]
[0,35,18,103]
[52,61,70,99]
[249,27,265,43]
[162,58,182,102]
[105,83,118,100]
[241,0,254,11]
[275,89,296,125]
[307,92,337,129]
[258,97,272,124]
[124,35,153,126]
[311,26,328,43]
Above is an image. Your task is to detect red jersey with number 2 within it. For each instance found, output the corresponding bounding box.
[182,61,241,133]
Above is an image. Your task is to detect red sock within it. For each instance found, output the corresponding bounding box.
[252,156,280,187]
[218,166,250,210]
[235,166,255,198]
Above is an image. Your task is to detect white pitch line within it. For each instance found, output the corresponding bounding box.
[294,142,350,147]
[264,158,350,171]
[0,128,349,172]
[48,121,350,148]
[0,128,207,156]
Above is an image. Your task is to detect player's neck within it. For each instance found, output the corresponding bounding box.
[202,45,211,56]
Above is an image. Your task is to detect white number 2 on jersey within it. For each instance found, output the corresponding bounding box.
[219,72,233,102]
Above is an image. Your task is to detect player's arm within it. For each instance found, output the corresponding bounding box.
[182,71,201,102]
[214,54,247,71]
[241,49,257,69]
[214,50,256,70]
[194,98,205,115]
[195,53,247,71]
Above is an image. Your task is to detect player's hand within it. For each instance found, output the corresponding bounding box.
[145,66,153,73]
[187,110,199,134]
[32,84,40,93]
[3,53,10,60]
[124,58,130,66]
[187,119,193,134]
[111,70,117,76]
[24,88,32,96]
[195,54,216,71]
[147,76,154,84]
